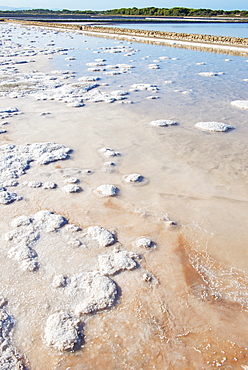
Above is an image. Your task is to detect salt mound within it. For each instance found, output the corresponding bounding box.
[0,301,26,368]
[96,184,119,197]
[0,188,20,204]
[54,272,118,315]
[135,237,155,249]
[124,174,144,183]
[63,184,82,193]
[150,119,178,127]
[99,149,118,160]
[231,100,248,110]
[86,226,116,247]
[195,122,234,132]
[98,249,139,275]
[44,311,83,351]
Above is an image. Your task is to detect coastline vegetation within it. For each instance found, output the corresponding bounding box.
[0,7,247,17]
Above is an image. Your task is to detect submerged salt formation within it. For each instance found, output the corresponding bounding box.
[195,121,234,132]
[150,119,178,127]
[231,100,248,110]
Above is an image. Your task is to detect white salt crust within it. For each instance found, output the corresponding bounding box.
[231,100,248,110]
[98,248,139,275]
[96,184,119,197]
[99,148,121,157]
[44,311,83,351]
[86,226,116,247]
[195,122,234,132]
[135,237,155,249]
[0,301,26,369]
[199,72,224,77]
[63,184,82,193]
[0,142,71,202]
[4,211,117,271]
[150,119,178,127]
[124,174,144,183]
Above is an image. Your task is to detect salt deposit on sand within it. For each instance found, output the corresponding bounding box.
[63,184,82,193]
[195,121,234,132]
[0,142,71,202]
[150,119,178,127]
[97,248,139,275]
[99,148,121,157]
[124,173,144,183]
[96,184,119,197]
[135,236,155,249]
[199,72,224,77]
[231,100,248,110]
[44,311,83,352]
[0,300,26,369]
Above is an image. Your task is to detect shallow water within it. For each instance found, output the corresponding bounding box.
[96,21,248,38]
[0,22,248,369]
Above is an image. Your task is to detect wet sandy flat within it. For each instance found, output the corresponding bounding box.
[0,22,248,369]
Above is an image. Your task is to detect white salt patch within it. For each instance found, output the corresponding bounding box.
[67,101,84,108]
[0,187,20,204]
[130,84,158,91]
[98,249,139,275]
[63,185,82,193]
[199,72,224,77]
[5,211,67,271]
[148,64,160,69]
[103,71,120,76]
[0,142,71,183]
[42,182,57,189]
[64,177,79,184]
[147,96,159,100]
[23,181,42,188]
[150,119,178,127]
[124,174,144,183]
[86,226,116,247]
[44,311,83,352]
[96,184,119,197]
[99,148,121,157]
[78,76,100,82]
[135,237,155,249]
[195,122,234,132]
[231,100,248,110]
[0,302,26,368]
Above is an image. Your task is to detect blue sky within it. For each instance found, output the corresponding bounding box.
[2,0,247,11]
